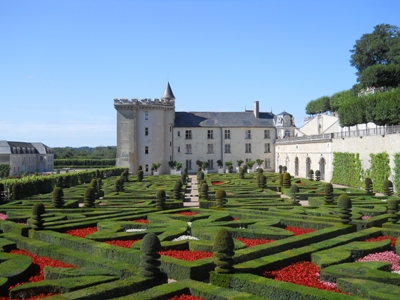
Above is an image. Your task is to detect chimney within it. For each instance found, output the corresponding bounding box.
[254,101,259,118]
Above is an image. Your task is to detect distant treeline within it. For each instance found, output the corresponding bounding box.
[53,146,117,169]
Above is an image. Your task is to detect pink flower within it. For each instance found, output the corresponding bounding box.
[0,213,7,221]
[357,251,400,271]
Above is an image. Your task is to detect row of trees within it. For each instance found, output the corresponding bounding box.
[305,24,400,125]
[53,146,116,159]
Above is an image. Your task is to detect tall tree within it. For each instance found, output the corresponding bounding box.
[350,24,400,85]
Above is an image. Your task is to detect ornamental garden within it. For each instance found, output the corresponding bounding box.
[0,167,400,299]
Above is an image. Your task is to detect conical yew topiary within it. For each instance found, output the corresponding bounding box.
[384,180,394,197]
[52,187,64,208]
[259,175,267,189]
[308,169,314,181]
[213,228,235,274]
[338,194,352,224]
[156,190,166,210]
[282,172,291,189]
[84,187,95,208]
[137,170,144,182]
[140,233,161,278]
[215,189,226,208]
[30,203,45,230]
[365,178,374,195]
[387,199,398,223]
[290,184,299,204]
[315,170,321,181]
[200,182,209,200]
[324,183,334,205]
[174,180,182,200]
[12,183,22,200]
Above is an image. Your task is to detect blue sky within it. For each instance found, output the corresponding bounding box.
[1,0,399,147]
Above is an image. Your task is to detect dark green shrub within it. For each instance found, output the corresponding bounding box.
[259,175,267,189]
[12,183,22,200]
[315,170,321,181]
[138,170,144,182]
[282,172,291,188]
[181,173,187,185]
[279,173,284,187]
[324,183,334,205]
[140,233,161,278]
[90,178,97,189]
[84,187,95,207]
[290,184,299,204]
[308,169,314,181]
[197,171,204,181]
[365,177,374,195]
[384,180,394,196]
[30,203,45,230]
[122,168,129,182]
[338,194,352,224]
[0,183,4,202]
[174,181,182,200]
[52,187,64,208]
[282,166,287,172]
[201,183,209,200]
[213,228,235,274]
[156,190,166,210]
[278,165,283,173]
[387,199,398,223]
[215,189,226,208]
[239,168,245,179]
[56,176,64,188]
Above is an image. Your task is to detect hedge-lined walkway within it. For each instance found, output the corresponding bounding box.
[183,175,199,208]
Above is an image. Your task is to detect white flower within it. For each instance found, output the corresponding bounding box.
[173,235,199,241]
[126,228,146,232]
[187,222,192,227]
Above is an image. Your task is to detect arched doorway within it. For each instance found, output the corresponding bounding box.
[319,157,326,180]
[294,157,299,176]
[306,157,311,177]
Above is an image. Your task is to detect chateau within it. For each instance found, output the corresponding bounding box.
[0,141,54,176]
[115,83,400,187]
[114,83,296,175]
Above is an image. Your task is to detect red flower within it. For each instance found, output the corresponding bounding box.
[211,181,223,185]
[129,218,149,224]
[263,261,343,293]
[159,250,213,261]
[365,236,397,248]
[168,295,205,300]
[236,238,275,248]
[65,226,97,238]
[175,212,199,216]
[104,240,139,248]
[285,226,315,236]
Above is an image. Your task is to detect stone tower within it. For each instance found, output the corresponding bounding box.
[114,83,175,174]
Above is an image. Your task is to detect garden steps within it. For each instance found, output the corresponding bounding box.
[183,175,199,208]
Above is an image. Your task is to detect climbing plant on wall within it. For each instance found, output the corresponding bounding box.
[365,152,391,193]
[331,152,363,188]
[393,153,400,195]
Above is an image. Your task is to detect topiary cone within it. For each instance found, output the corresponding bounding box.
[388,199,398,223]
[201,183,209,200]
[384,180,394,197]
[324,183,334,205]
[156,190,166,209]
[213,228,235,274]
[140,233,161,278]
[215,189,227,208]
[84,187,95,208]
[283,172,291,188]
[52,187,64,208]
[31,203,45,230]
[338,194,352,224]
[259,175,267,189]
[365,178,374,195]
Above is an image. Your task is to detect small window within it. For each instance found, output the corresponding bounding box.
[185,130,192,139]
[224,144,231,153]
[245,143,251,153]
[177,131,180,137]
[207,130,214,139]
[145,146,149,154]
[245,130,251,139]
[264,143,271,153]
[264,129,270,139]
[208,159,214,170]
[185,144,192,154]
[207,144,214,154]
[266,158,271,169]
[178,146,181,153]
[145,111,149,120]
[186,160,192,170]
[145,164,149,172]
[224,130,231,139]
[145,127,148,136]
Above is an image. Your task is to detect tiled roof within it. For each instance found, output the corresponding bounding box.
[174,111,275,127]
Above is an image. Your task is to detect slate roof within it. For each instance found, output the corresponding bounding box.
[161,82,175,100]
[0,141,52,154]
[174,111,275,127]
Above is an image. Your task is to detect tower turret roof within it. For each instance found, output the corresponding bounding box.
[161,82,175,101]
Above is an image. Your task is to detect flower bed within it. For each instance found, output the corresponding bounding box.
[2,249,76,299]
[175,212,199,216]
[211,181,223,185]
[130,218,149,224]
[159,250,213,261]
[285,226,315,236]
[236,238,275,248]
[263,261,343,293]
[104,239,140,248]
[169,295,205,300]
[65,226,97,238]
[357,250,400,271]
[365,236,397,248]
